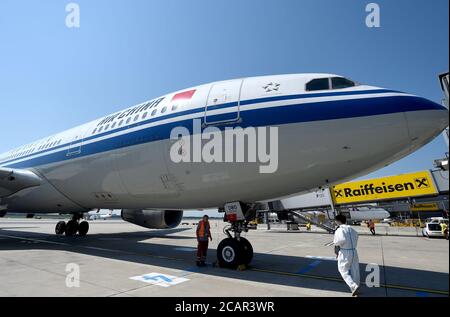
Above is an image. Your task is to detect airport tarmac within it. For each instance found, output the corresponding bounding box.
[0,218,448,297]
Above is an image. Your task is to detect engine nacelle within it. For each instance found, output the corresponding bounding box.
[121,209,183,229]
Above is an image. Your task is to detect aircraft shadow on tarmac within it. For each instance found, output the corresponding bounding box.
[0,227,448,297]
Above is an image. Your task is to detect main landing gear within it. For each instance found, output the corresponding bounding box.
[216,202,257,269]
[55,213,89,237]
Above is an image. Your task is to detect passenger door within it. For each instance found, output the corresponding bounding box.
[204,80,243,126]
[67,131,85,157]
[66,124,92,157]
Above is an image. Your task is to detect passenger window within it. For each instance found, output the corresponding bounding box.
[172,104,178,111]
[119,120,123,126]
[161,107,167,114]
[99,126,104,132]
[134,115,139,122]
[111,122,116,129]
[151,109,157,116]
[306,78,330,91]
[332,77,355,89]
[142,112,148,119]
[126,117,131,124]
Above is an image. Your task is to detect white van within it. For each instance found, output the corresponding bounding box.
[422,218,448,238]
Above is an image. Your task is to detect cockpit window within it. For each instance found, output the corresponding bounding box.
[305,78,330,91]
[331,77,355,89]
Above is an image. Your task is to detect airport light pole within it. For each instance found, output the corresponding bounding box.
[439,72,449,147]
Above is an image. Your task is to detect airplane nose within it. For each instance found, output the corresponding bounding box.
[404,97,449,147]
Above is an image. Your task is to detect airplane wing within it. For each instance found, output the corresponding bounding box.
[0,167,42,198]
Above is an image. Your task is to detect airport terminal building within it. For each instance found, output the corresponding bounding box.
[266,169,449,222]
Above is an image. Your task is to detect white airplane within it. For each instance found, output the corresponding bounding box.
[303,206,390,222]
[87,209,115,220]
[0,73,448,268]
[342,206,390,221]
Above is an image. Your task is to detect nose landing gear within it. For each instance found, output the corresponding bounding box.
[55,213,89,237]
[217,236,254,269]
[216,202,256,269]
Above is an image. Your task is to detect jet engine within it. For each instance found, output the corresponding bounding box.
[121,209,183,229]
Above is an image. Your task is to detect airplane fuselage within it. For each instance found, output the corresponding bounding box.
[0,73,447,214]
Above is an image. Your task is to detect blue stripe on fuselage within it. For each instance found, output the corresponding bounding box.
[0,89,394,166]
[1,93,444,169]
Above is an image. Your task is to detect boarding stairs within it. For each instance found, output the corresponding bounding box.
[288,210,336,234]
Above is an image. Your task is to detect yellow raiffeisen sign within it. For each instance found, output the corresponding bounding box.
[410,203,440,212]
[332,171,438,205]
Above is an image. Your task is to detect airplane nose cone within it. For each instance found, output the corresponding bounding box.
[404,97,448,147]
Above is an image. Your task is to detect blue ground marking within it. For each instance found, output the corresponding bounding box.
[416,291,429,297]
[143,275,173,283]
[175,247,196,252]
[297,260,323,274]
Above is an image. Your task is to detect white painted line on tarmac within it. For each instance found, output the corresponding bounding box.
[83,246,126,253]
[0,233,191,264]
[0,233,71,246]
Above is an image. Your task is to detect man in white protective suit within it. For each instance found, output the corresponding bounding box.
[333,214,361,296]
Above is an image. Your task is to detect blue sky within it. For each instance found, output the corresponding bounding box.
[0,0,448,184]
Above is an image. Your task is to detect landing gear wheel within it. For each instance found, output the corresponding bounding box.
[65,220,79,237]
[55,221,66,235]
[239,237,254,266]
[217,238,244,269]
[78,221,89,237]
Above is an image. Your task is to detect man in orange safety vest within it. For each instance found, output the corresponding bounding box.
[196,215,212,267]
